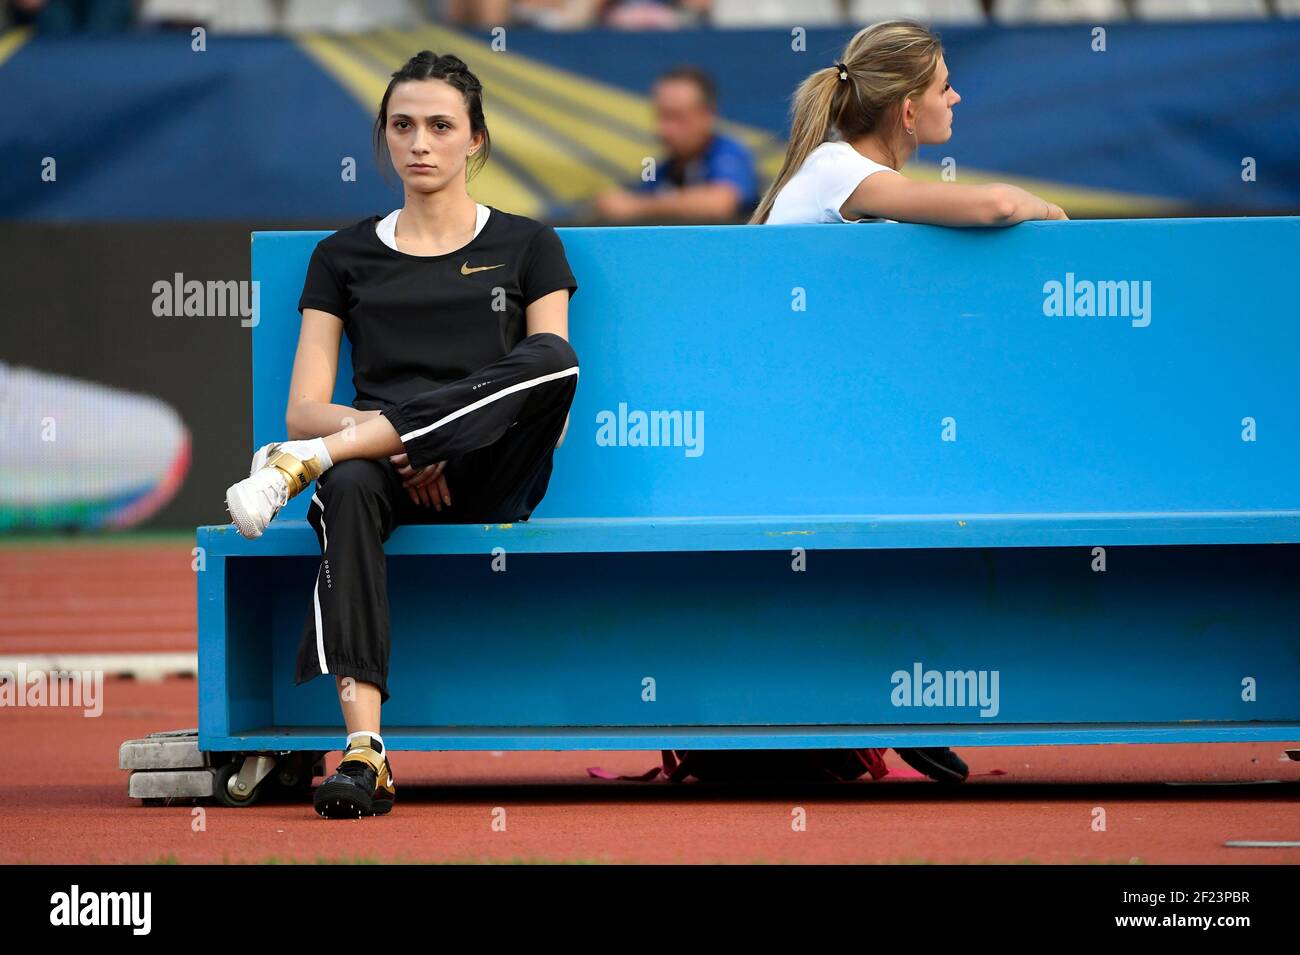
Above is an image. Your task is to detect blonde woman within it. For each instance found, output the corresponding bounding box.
[756,21,1066,782]
[755,20,1066,228]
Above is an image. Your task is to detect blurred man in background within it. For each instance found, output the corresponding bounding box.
[447,0,710,29]
[595,65,758,224]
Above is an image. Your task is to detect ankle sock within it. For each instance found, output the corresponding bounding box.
[281,437,333,471]
[346,730,384,754]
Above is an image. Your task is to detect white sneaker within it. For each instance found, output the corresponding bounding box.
[225,445,324,540]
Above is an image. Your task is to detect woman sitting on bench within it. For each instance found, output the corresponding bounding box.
[753,19,1067,784]
[224,50,580,819]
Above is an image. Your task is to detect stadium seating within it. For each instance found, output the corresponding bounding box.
[852,0,986,24]
[131,0,1297,32]
[195,217,1300,766]
[1133,0,1267,17]
[994,0,1129,22]
[139,0,417,33]
[711,0,844,27]
[710,0,1278,25]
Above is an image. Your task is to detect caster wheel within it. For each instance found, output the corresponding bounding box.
[213,761,264,807]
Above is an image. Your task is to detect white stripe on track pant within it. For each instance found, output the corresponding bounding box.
[294,332,579,704]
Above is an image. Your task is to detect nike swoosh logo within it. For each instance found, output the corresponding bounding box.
[461,262,505,275]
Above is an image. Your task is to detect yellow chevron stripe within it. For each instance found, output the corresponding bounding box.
[428,25,778,180]
[351,30,616,201]
[0,27,32,68]
[419,23,659,135]
[293,31,543,216]
[474,53,788,181]
[479,43,790,183]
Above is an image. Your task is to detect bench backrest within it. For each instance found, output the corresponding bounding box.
[251,217,1299,522]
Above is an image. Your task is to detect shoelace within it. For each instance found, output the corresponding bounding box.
[337,758,387,790]
[336,751,391,785]
[254,468,290,512]
[337,760,373,781]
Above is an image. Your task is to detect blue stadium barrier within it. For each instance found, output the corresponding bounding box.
[196,217,1300,754]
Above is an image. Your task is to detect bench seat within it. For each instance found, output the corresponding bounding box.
[198,510,1300,556]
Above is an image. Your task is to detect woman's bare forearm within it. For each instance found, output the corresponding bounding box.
[286,401,383,440]
[848,176,1065,227]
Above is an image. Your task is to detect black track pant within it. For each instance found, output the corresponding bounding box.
[294,332,579,704]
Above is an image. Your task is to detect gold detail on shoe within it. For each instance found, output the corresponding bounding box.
[460,261,504,275]
[264,449,323,496]
[339,743,395,795]
[339,744,386,776]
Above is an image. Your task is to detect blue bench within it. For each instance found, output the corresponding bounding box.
[197,216,1300,769]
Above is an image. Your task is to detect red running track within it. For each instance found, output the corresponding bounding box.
[1,539,1297,863]
[0,542,196,655]
[1,678,1297,864]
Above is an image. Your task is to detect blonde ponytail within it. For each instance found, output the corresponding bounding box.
[750,67,842,225]
[750,20,943,224]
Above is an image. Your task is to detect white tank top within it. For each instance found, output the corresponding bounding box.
[766,141,899,225]
[375,203,491,253]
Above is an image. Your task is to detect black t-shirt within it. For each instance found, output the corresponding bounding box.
[297,207,578,409]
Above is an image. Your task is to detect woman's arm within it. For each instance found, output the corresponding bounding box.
[284,308,379,439]
[842,174,1067,227]
[396,287,577,505]
[525,288,573,448]
[525,287,570,340]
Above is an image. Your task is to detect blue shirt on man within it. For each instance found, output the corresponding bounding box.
[636,133,759,216]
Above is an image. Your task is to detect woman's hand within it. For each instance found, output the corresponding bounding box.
[389,454,451,511]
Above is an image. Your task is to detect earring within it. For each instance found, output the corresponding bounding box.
[905,127,915,136]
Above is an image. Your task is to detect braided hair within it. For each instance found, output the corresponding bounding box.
[373,50,491,185]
